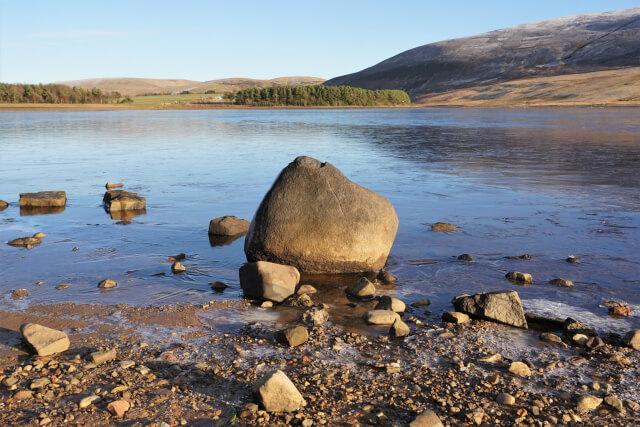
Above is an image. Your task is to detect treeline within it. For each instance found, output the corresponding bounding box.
[0,83,124,104]
[233,85,410,106]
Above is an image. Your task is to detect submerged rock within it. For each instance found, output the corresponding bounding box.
[457,253,474,261]
[505,254,531,260]
[244,156,398,274]
[252,370,305,412]
[275,326,308,347]
[453,290,528,328]
[431,222,455,232]
[11,289,29,299]
[346,277,376,298]
[8,236,42,248]
[505,271,533,283]
[363,310,401,325]
[210,281,228,292]
[609,305,633,316]
[19,191,66,208]
[239,261,299,302]
[566,255,580,264]
[21,323,70,356]
[283,293,313,308]
[208,215,250,236]
[411,297,431,307]
[103,190,146,211]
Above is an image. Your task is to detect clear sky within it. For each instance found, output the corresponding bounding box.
[1,0,638,83]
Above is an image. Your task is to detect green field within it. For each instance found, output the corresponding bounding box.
[130,93,225,107]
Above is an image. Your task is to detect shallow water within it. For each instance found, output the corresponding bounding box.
[1,108,639,331]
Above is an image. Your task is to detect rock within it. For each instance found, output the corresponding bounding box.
[167,253,186,262]
[572,334,588,346]
[32,232,46,239]
[301,307,329,326]
[12,390,33,400]
[563,318,596,336]
[346,277,376,298]
[566,256,580,263]
[30,377,51,389]
[275,326,309,347]
[98,279,117,289]
[260,301,273,308]
[21,323,69,356]
[452,290,528,328]
[508,362,531,377]
[623,330,640,350]
[2,376,18,387]
[8,237,42,247]
[525,312,564,330]
[539,332,563,344]
[442,311,470,324]
[497,393,516,405]
[608,305,633,316]
[56,284,70,290]
[0,200,8,210]
[210,281,228,292]
[105,181,124,189]
[409,409,444,427]
[604,395,624,412]
[297,284,317,295]
[586,336,604,350]
[239,261,300,302]
[505,271,533,283]
[375,296,406,313]
[103,190,146,211]
[252,370,305,412]
[377,270,397,284]
[244,156,398,274]
[389,318,410,337]
[11,289,29,299]
[576,395,602,413]
[283,293,314,308]
[363,310,401,325]
[431,222,455,232]
[457,253,474,261]
[79,395,101,408]
[19,191,66,208]
[550,278,574,287]
[411,298,431,307]
[208,216,250,236]
[505,254,531,260]
[107,399,130,417]
[171,262,186,273]
[477,353,501,363]
[90,349,116,364]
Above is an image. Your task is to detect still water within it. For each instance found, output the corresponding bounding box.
[1,108,639,332]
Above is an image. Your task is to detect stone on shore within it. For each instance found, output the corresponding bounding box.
[244,156,398,274]
[19,191,66,208]
[346,277,376,298]
[239,261,300,302]
[275,326,309,347]
[497,393,516,405]
[452,290,528,328]
[409,409,444,427]
[90,349,116,364]
[301,307,329,326]
[539,332,563,344]
[623,330,640,350]
[375,296,406,313]
[12,390,33,400]
[576,395,602,413]
[103,190,146,211]
[431,222,455,232]
[20,323,70,356]
[363,310,401,325]
[8,237,42,247]
[252,370,305,412]
[563,318,596,336]
[98,279,117,289]
[389,318,410,337]
[442,312,470,324]
[209,216,250,236]
[107,399,130,417]
[508,361,531,377]
[505,271,533,283]
[550,278,574,287]
[79,395,101,408]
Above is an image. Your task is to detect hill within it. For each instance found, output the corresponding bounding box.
[325,8,640,102]
[57,77,325,96]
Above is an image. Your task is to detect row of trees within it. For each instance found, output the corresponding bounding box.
[233,85,410,106]
[0,83,124,104]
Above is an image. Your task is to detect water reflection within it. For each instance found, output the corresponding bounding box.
[107,208,147,220]
[19,206,66,216]
[208,233,245,247]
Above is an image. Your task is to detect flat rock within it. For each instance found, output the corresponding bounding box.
[107,399,130,417]
[505,271,533,283]
[572,333,588,346]
[623,330,640,350]
[346,277,376,298]
[411,297,431,307]
[30,377,51,389]
[90,348,116,364]
[442,311,470,324]
[604,395,625,412]
[103,190,146,211]
[239,261,300,302]
[19,191,66,208]
[21,323,70,356]
[389,318,410,337]
[79,395,101,408]
[301,307,329,326]
[363,310,401,325]
[244,156,398,274]
[508,361,531,377]
[453,290,528,328]
[409,409,444,427]
[505,254,531,260]
[12,390,33,400]
[563,318,596,336]
[275,326,309,347]
[252,370,305,412]
[98,279,117,289]
[576,395,602,413]
[550,278,574,287]
[209,216,250,236]
[375,296,406,312]
[8,237,42,247]
[539,332,563,344]
[431,222,455,232]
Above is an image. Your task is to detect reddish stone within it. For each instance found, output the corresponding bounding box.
[609,305,633,316]
[107,399,130,417]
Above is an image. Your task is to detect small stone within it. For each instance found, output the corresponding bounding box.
[301,307,329,326]
[457,254,474,261]
[566,256,580,263]
[30,377,51,389]
[363,310,401,325]
[377,270,397,284]
[260,301,273,308]
[12,390,33,400]
[72,246,79,251]
[442,312,470,324]
[409,409,444,427]
[496,393,516,405]
[431,222,455,232]
[505,254,531,260]
[11,289,29,299]
[79,395,101,408]
[105,182,124,189]
[119,360,135,369]
[586,336,604,350]
[576,395,603,413]
[550,278,574,287]
[252,370,305,412]
[411,298,431,307]
[33,232,46,239]
[604,395,624,412]
[540,332,563,344]
[477,353,501,363]
[275,326,308,347]
[508,361,531,377]
[505,271,533,283]
[283,293,314,307]
[626,400,639,411]
[623,330,640,350]
[90,349,116,364]
[107,399,130,417]
[209,281,228,292]
[0,199,7,210]
[98,279,117,289]
[56,284,70,290]
[346,277,376,298]
[375,296,406,312]
[572,334,589,346]
[21,323,70,356]
[297,284,317,295]
[389,318,410,337]
[171,262,186,273]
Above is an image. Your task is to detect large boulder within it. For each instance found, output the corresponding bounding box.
[245,156,398,273]
[19,191,66,208]
[252,370,305,412]
[452,290,528,328]
[20,323,70,356]
[239,261,300,302]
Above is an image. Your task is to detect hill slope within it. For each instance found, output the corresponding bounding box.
[325,8,640,100]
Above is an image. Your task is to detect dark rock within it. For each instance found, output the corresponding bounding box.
[566,256,580,264]
[346,277,376,298]
[623,330,640,350]
[505,254,531,260]
[208,216,249,236]
[550,278,574,287]
[586,336,604,350]
[210,281,228,292]
[525,313,564,331]
[283,293,314,308]
[411,298,431,307]
[239,261,299,302]
[453,290,528,328]
[563,318,597,336]
[377,270,397,284]
[375,295,406,312]
[457,254,474,261]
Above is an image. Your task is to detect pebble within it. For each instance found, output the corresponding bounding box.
[496,392,516,405]
[604,395,624,412]
[79,395,100,408]
[566,256,580,263]
[107,399,130,417]
[56,284,70,290]
[119,360,135,369]
[2,376,18,387]
[296,284,317,295]
[171,262,186,273]
[13,390,33,400]
[30,377,51,389]
[508,362,531,377]
[260,301,273,308]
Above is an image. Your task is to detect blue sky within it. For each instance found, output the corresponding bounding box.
[1,0,638,83]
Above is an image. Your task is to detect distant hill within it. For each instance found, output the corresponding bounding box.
[58,76,326,96]
[325,7,640,103]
